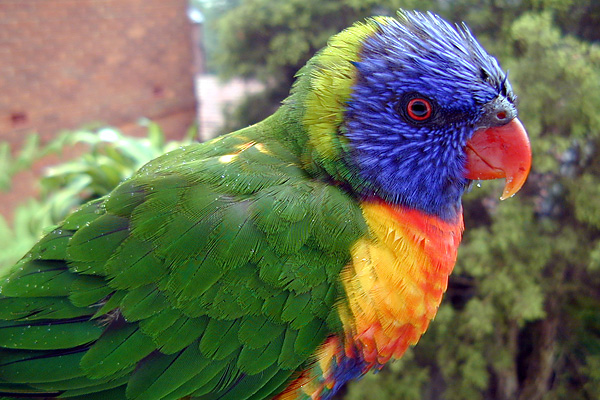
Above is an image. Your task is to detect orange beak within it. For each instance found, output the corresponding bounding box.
[464,118,532,200]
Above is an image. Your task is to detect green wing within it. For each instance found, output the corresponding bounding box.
[0,128,367,400]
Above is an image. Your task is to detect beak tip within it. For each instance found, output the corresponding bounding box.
[499,166,530,201]
[499,191,513,201]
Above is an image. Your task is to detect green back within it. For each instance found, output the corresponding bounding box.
[0,111,368,400]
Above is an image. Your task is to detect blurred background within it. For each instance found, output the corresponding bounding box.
[1,0,600,399]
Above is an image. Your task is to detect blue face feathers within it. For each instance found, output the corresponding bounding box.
[344,11,516,220]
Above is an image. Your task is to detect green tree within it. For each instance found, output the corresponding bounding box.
[0,122,195,271]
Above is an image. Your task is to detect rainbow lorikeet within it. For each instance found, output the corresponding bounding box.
[0,10,531,400]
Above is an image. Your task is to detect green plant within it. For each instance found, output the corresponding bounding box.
[0,120,196,272]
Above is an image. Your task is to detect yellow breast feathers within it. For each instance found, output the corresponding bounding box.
[339,200,464,365]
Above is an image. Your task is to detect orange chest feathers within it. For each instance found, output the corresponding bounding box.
[338,201,464,365]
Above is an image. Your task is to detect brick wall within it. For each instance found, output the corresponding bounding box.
[0,0,198,221]
[0,0,197,149]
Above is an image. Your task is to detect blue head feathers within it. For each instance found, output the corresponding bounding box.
[343,11,516,220]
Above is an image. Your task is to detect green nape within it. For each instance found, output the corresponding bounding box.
[262,16,388,186]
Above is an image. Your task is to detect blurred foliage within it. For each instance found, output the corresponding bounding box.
[208,0,600,133]
[204,1,600,399]
[0,121,195,271]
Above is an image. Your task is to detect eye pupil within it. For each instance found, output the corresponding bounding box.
[407,98,432,121]
[412,102,428,115]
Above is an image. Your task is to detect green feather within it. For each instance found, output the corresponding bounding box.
[238,314,285,349]
[69,274,113,307]
[30,228,73,260]
[80,324,155,379]
[0,347,87,383]
[120,285,169,321]
[66,214,129,275]
[166,256,225,304]
[165,357,231,399]
[0,318,102,350]
[206,267,255,320]
[278,328,305,369]
[250,185,311,233]
[208,202,264,270]
[199,318,241,360]
[60,199,104,231]
[129,197,178,243]
[31,369,131,391]
[257,248,286,287]
[153,316,207,354]
[261,292,289,321]
[309,281,338,319]
[103,180,146,216]
[186,359,237,397]
[280,291,313,329]
[178,184,227,222]
[104,236,165,290]
[46,375,129,397]
[0,382,59,397]
[237,333,284,374]
[245,368,297,400]
[295,319,328,355]
[1,260,76,298]
[308,185,367,255]
[156,212,219,275]
[126,342,211,400]
[60,385,127,400]
[180,282,220,317]
[0,297,90,321]
[264,218,311,255]
[138,308,182,339]
[278,248,329,293]
[202,363,282,400]
[91,291,126,319]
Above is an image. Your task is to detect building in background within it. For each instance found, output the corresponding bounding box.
[0,0,197,219]
[0,0,197,149]
[196,75,263,141]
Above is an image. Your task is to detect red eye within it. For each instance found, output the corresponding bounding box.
[407,98,432,121]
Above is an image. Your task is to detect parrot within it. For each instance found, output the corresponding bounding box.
[0,10,531,400]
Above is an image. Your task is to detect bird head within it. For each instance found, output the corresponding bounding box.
[295,10,531,220]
